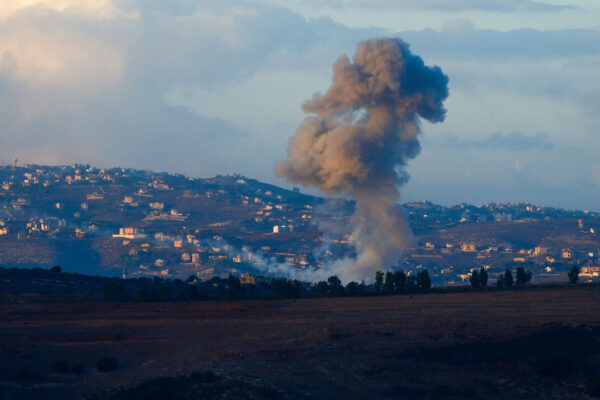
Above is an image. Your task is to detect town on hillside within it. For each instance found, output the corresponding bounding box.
[0,163,598,285]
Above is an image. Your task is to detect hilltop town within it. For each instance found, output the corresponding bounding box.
[0,163,598,285]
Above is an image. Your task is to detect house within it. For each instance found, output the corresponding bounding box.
[240,273,256,285]
[113,227,147,239]
[580,266,600,277]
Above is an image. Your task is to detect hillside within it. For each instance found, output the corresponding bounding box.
[0,164,598,285]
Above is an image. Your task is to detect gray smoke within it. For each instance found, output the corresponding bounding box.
[275,38,449,283]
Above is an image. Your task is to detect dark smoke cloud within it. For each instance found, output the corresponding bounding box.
[275,38,449,282]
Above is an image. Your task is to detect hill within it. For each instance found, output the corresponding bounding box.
[0,164,598,285]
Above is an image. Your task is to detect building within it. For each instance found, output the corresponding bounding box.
[580,266,600,277]
[461,243,476,252]
[273,225,293,233]
[240,273,256,285]
[113,227,147,239]
[533,246,548,257]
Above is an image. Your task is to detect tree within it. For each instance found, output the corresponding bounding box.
[406,275,417,292]
[568,265,579,284]
[138,285,148,301]
[103,281,130,302]
[503,268,514,288]
[515,266,532,286]
[469,269,480,289]
[393,270,406,293]
[416,270,431,292]
[227,274,241,298]
[314,280,329,296]
[346,281,359,296]
[384,271,395,293]
[496,276,504,288]
[479,267,488,288]
[50,265,62,273]
[327,275,344,296]
[374,271,384,292]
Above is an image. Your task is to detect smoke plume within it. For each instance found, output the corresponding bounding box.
[275,38,449,282]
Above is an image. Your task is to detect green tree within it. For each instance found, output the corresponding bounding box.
[393,270,406,293]
[416,270,431,292]
[384,271,395,293]
[496,276,504,288]
[374,271,384,292]
[568,265,580,284]
[479,267,488,288]
[503,268,514,288]
[138,285,148,301]
[227,274,241,298]
[103,281,130,302]
[314,281,329,296]
[406,275,417,292]
[469,269,480,289]
[346,281,359,296]
[515,266,532,286]
[327,275,344,296]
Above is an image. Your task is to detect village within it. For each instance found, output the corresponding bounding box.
[0,163,598,285]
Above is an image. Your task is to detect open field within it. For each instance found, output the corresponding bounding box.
[2,285,600,399]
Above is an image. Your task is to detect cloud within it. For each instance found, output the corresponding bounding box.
[397,28,600,60]
[280,0,577,12]
[0,0,379,176]
[442,132,555,151]
[0,0,131,20]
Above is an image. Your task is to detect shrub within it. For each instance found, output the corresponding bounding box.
[534,355,576,378]
[191,370,217,383]
[71,363,85,375]
[96,357,118,373]
[54,360,70,374]
[586,375,600,398]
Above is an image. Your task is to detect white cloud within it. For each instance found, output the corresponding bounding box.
[0,0,131,20]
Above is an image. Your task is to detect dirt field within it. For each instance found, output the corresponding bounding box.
[2,285,600,399]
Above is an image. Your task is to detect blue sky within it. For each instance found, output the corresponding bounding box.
[0,0,598,210]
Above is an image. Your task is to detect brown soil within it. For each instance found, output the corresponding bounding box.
[2,286,600,399]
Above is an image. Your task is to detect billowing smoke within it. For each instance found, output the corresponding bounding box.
[275,38,449,283]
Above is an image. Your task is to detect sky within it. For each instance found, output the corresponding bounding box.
[0,0,599,211]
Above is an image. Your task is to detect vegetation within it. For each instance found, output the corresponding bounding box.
[516,266,532,286]
[96,358,118,373]
[71,363,85,375]
[103,281,130,302]
[54,360,69,374]
[568,265,580,284]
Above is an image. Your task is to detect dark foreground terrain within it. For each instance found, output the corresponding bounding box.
[2,286,600,399]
